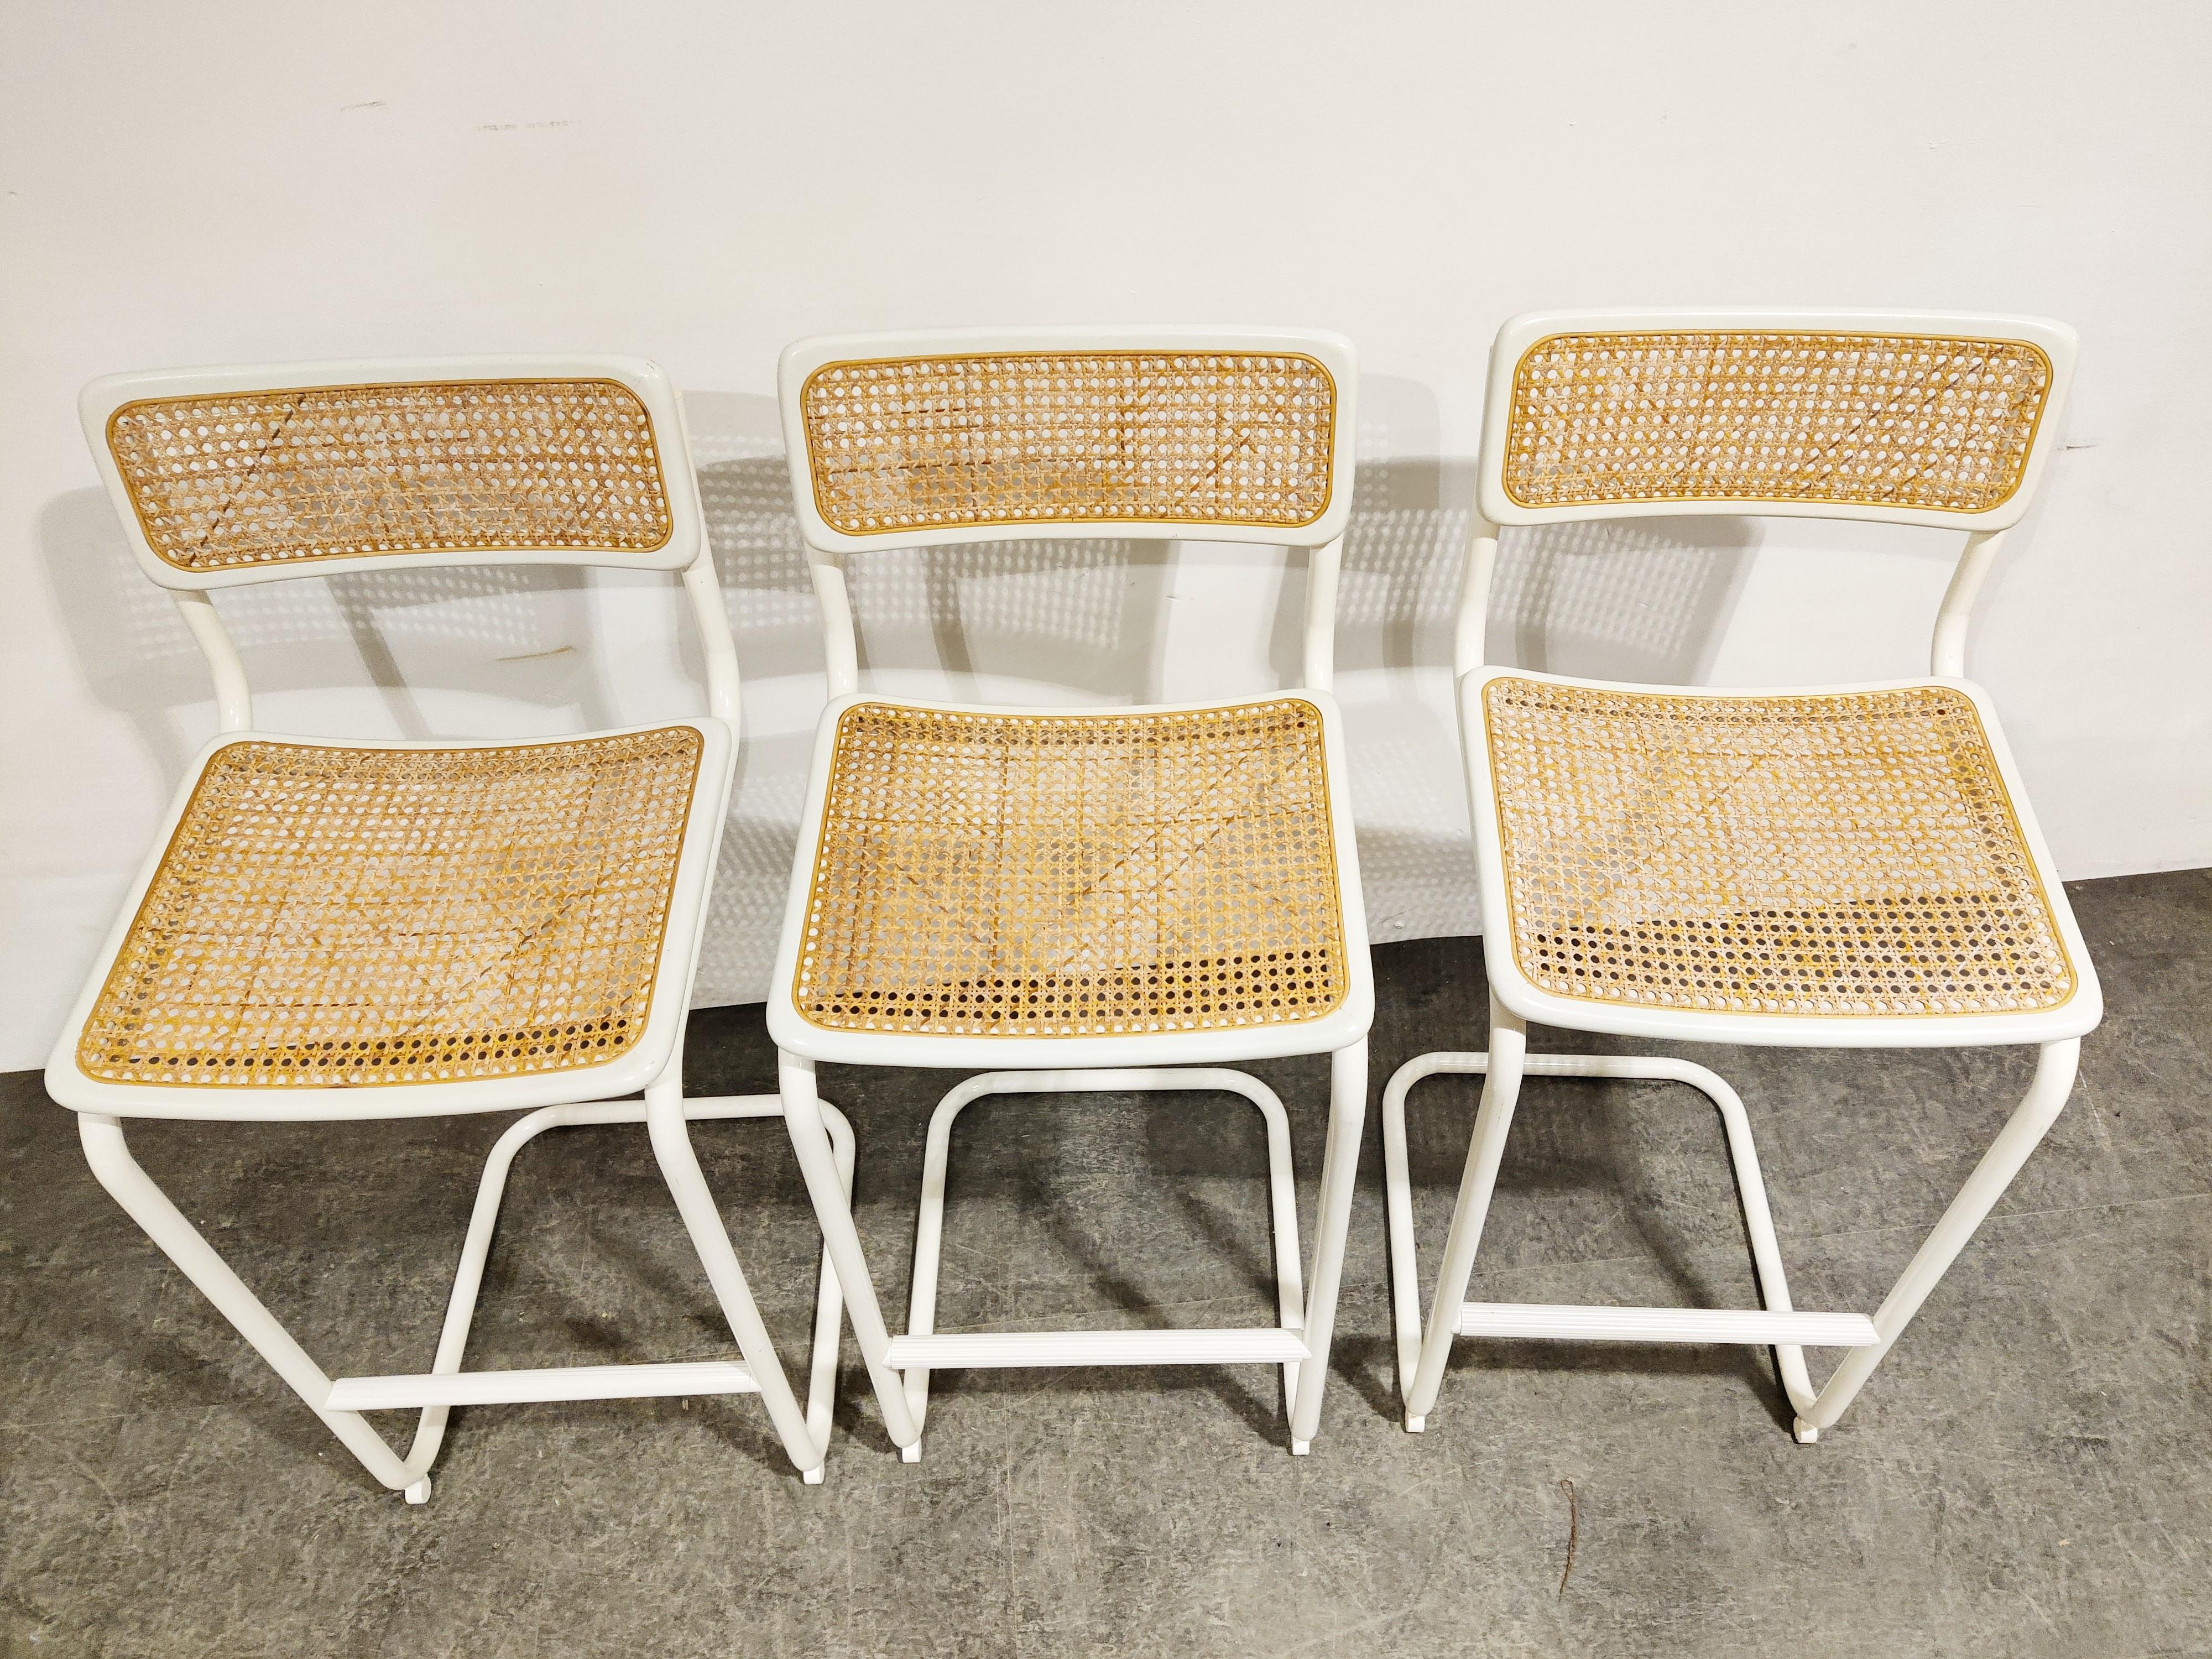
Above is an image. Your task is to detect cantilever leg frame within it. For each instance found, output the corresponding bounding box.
[75,1070,858,1500]
[778,1045,1368,1460]
[1383,994,2081,1438]
[899,1068,1315,1449]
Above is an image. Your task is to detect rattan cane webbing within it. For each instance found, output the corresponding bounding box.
[77,728,704,1088]
[799,352,1337,535]
[795,700,1348,1037]
[1500,331,2052,513]
[1481,679,2077,1018]
[106,379,675,572]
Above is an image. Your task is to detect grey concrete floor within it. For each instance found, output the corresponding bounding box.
[2,869,2208,1658]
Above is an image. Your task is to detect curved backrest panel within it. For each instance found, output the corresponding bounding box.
[82,356,703,588]
[1475,311,2076,532]
[780,328,1358,551]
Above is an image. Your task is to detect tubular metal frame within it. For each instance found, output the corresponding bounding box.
[48,356,855,1498]
[769,326,1373,1460]
[1387,308,2104,1443]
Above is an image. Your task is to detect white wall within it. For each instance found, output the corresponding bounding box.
[3,0,2208,1070]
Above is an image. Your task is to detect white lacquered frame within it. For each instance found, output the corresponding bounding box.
[1389,307,2103,1444]
[47,355,848,1498]
[770,326,1373,1460]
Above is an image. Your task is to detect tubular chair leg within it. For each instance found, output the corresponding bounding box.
[901,1068,1309,1457]
[419,1090,851,1482]
[1385,1037,1815,1425]
[645,1070,841,1484]
[1401,996,1527,1430]
[1793,1037,2080,1440]
[801,1102,858,1458]
[779,1051,923,1453]
[1381,1027,2081,1440]
[1380,1046,1432,1413]
[83,1084,855,1499]
[76,1113,430,1502]
[1286,1039,1368,1453]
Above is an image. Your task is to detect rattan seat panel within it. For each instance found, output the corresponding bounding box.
[1480,679,2077,1019]
[107,379,674,572]
[795,700,1348,1037]
[1501,331,2052,513]
[78,728,704,1088]
[799,352,1337,535]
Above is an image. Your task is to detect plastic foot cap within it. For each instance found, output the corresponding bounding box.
[1793,1418,1820,1444]
[901,1442,922,1463]
[1405,1415,1425,1433]
[403,1479,432,1506]
[802,1465,826,1485]
[1290,1439,1312,1457]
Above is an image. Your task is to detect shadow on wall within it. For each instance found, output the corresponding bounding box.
[1329,456,1755,687]
[1293,378,1756,946]
[37,488,611,796]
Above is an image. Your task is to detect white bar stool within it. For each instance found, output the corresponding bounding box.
[48,357,853,1496]
[1384,310,2103,1441]
[765,327,1375,1458]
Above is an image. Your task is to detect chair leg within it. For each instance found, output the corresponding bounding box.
[1380,1032,2081,1439]
[779,1051,923,1452]
[900,1066,1311,1458]
[1794,1037,2081,1441]
[1286,1039,1368,1453]
[1380,1047,1455,1423]
[85,1086,849,1496]
[1385,1046,1822,1426]
[803,1099,858,1456]
[1401,995,1527,1428]
[75,1113,431,1502]
[644,1072,830,1482]
[401,1100,567,1483]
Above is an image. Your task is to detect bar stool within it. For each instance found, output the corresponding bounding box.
[1384,310,2103,1441]
[766,327,1373,1458]
[48,357,853,1496]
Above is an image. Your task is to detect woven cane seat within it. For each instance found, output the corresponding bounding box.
[792,698,1350,1039]
[1478,678,2078,1019]
[76,727,705,1089]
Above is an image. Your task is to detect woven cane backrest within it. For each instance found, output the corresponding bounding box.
[780,330,1358,551]
[1477,312,2074,532]
[84,357,702,587]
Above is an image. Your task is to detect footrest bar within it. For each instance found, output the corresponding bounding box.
[1456,1303,1879,1348]
[327,1359,762,1412]
[886,1328,1310,1370]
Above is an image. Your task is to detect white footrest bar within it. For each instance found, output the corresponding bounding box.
[1456,1303,1880,1348]
[326,1359,762,1412]
[886,1328,1310,1370]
